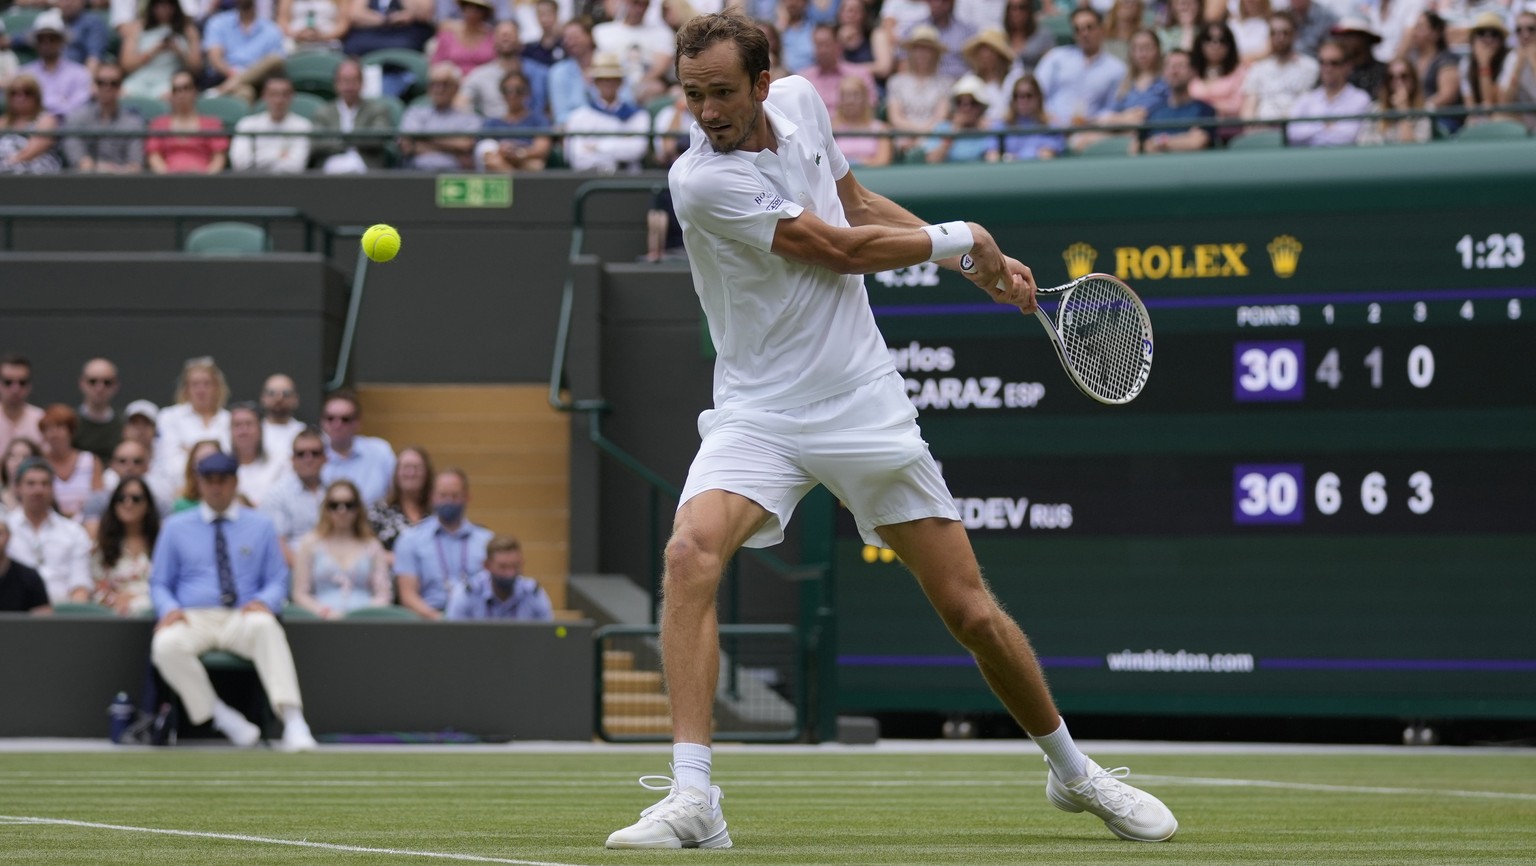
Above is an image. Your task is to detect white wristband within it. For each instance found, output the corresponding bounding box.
[922,221,974,263]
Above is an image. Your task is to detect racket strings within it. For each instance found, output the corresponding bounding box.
[1058,278,1150,402]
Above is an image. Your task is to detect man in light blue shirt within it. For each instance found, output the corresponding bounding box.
[318,391,395,505]
[445,534,553,621]
[1034,8,1128,127]
[149,452,317,751]
[393,468,493,620]
[261,428,328,563]
[204,0,287,101]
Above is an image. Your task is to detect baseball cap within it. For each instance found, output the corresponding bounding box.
[31,9,68,38]
[125,399,159,423]
[196,452,239,476]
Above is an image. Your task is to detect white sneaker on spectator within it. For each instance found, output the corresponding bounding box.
[1046,757,1178,842]
[211,705,261,748]
[279,718,318,752]
[606,776,731,849]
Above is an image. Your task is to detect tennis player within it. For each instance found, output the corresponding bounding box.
[605,11,1177,850]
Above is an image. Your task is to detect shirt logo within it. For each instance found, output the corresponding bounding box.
[753,190,784,211]
[815,152,822,165]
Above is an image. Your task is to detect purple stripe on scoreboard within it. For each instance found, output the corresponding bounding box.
[838,655,1103,669]
[1261,658,1536,672]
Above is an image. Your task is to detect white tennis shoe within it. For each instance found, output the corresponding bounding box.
[1045,757,1178,842]
[211,706,261,748]
[278,718,318,752]
[605,775,732,849]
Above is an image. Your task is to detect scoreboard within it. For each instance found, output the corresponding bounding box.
[832,205,1536,722]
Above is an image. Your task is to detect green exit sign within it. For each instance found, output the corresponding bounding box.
[436,175,512,208]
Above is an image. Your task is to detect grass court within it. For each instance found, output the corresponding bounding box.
[2,746,1533,865]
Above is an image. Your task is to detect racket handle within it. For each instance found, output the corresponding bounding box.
[959,254,1009,289]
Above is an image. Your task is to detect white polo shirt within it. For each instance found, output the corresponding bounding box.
[669,75,895,412]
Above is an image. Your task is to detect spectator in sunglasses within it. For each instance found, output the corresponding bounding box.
[63,62,145,173]
[290,480,391,618]
[91,476,160,616]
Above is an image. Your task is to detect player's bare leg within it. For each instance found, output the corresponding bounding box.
[606,490,770,850]
[875,517,1059,734]
[876,516,1178,842]
[661,491,769,744]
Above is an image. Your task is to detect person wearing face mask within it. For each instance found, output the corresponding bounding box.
[444,533,552,621]
[392,468,492,620]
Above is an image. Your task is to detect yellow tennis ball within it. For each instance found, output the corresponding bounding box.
[361,224,401,263]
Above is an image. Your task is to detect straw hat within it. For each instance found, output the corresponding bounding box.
[962,28,1015,65]
[1469,11,1509,37]
[589,52,626,79]
[902,24,947,53]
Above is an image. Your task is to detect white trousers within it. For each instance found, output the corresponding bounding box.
[150,609,304,725]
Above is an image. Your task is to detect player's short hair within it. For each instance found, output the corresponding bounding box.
[675,11,770,83]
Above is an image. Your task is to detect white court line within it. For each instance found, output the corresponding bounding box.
[0,815,590,866]
[1134,774,1536,802]
[5,774,1534,801]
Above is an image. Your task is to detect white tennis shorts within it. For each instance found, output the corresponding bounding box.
[679,371,960,548]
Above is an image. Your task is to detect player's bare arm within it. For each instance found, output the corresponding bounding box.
[831,170,1039,313]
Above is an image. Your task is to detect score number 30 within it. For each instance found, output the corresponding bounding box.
[1235,466,1434,523]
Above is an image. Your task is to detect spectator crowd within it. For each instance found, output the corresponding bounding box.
[0,352,555,625]
[1,0,1531,175]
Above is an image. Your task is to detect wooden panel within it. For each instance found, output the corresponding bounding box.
[356,383,571,609]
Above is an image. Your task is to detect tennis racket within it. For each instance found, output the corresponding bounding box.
[964,260,1154,405]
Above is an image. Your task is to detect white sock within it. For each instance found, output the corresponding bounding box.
[672,742,712,793]
[1031,717,1089,781]
[281,704,307,727]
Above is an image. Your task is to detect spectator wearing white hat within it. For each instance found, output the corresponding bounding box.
[923,73,1001,162]
[19,10,93,116]
[561,52,648,173]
